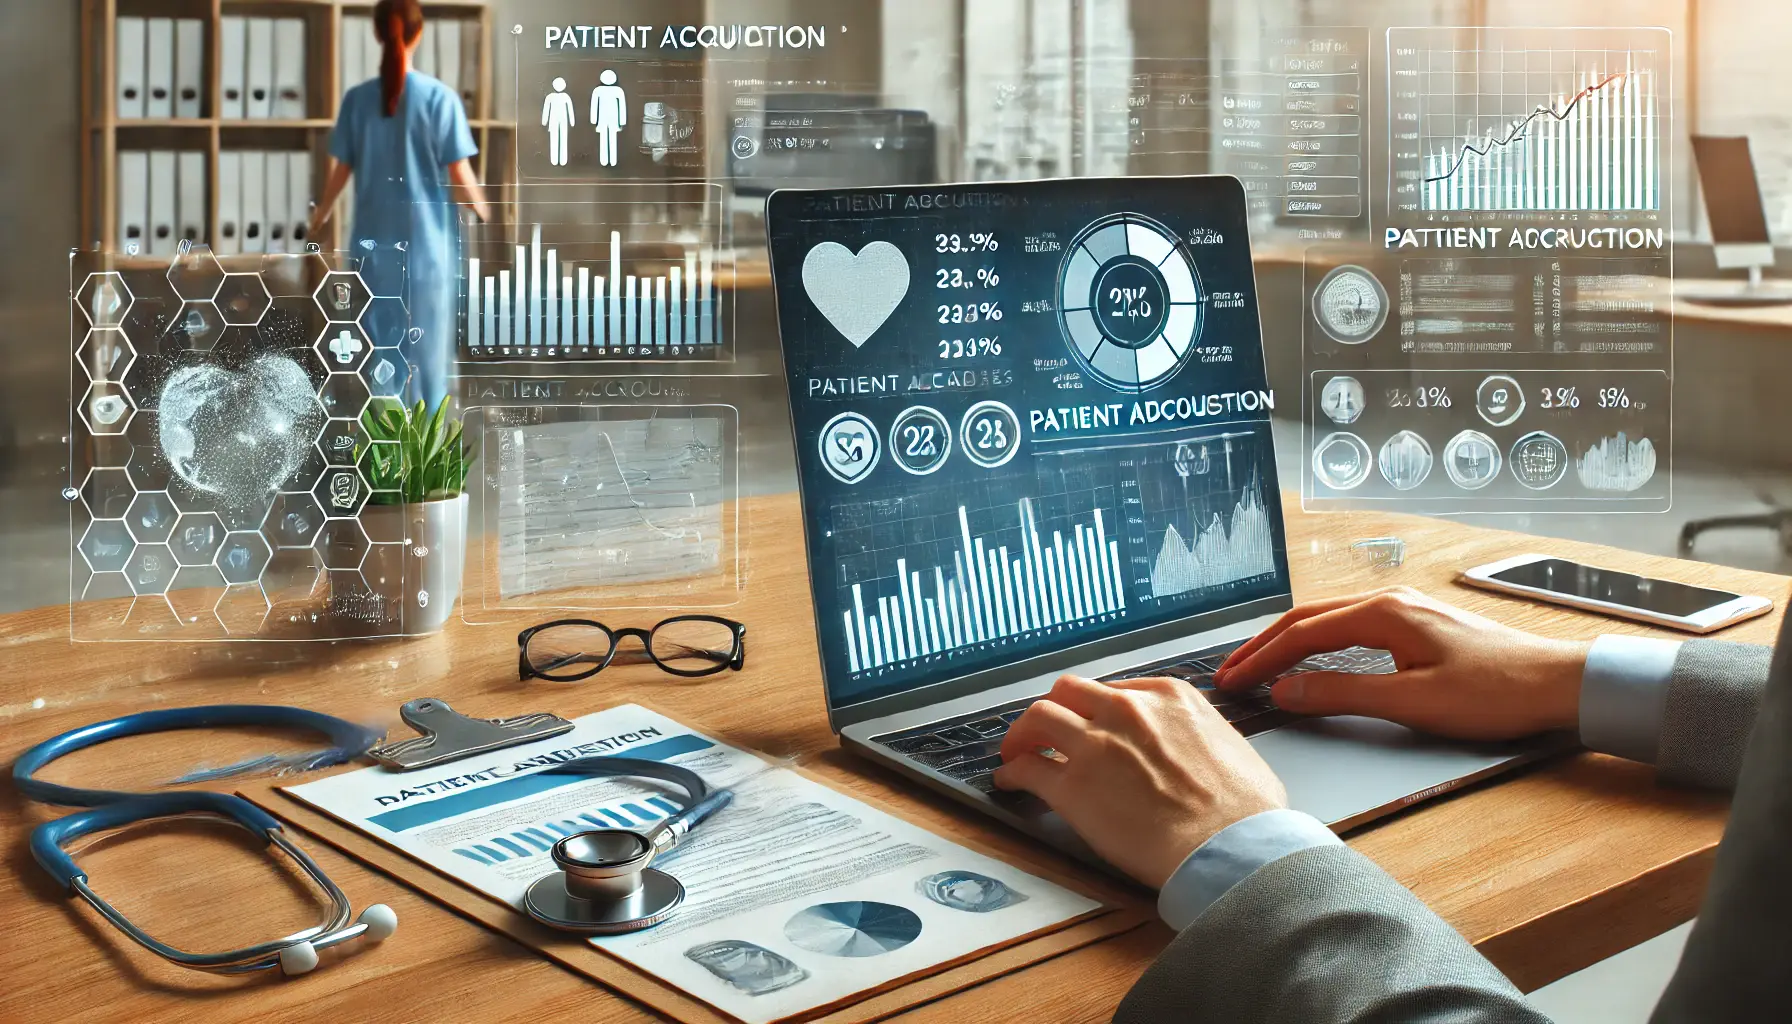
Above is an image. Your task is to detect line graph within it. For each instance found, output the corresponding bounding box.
[1390,28,1669,214]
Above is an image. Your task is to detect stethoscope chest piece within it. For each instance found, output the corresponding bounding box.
[523,829,684,934]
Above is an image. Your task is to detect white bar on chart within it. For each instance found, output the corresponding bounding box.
[498,271,511,346]
[699,249,714,345]
[684,252,698,344]
[608,231,622,345]
[1063,540,1083,621]
[952,550,975,643]
[1074,525,1094,615]
[625,277,637,348]
[577,268,590,346]
[467,258,480,347]
[1010,559,1027,631]
[669,266,683,346]
[925,597,941,653]
[483,277,496,349]
[655,276,667,348]
[1052,534,1071,619]
[998,551,1018,634]
[1044,553,1061,624]
[1093,509,1112,611]
[986,550,1005,637]
[562,276,573,347]
[879,596,898,662]
[947,587,962,651]
[545,249,558,347]
[593,277,606,346]
[972,537,992,639]
[897,560,917,658]
[529,226,543,346]
[512,245,526,346]
[852,583,869,667]
[911,572,927,654]
[1109,542,1126,609]
[870,626,882,669]
[935,567,955,650]
[844,613,859,673]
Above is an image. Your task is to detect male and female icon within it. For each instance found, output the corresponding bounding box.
[543,70,627,167]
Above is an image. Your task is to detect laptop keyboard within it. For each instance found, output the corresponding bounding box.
[871,641,1395,802]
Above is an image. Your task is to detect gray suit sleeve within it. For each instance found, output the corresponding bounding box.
[1116,843,1547,1024]
[1655,640,1774,789]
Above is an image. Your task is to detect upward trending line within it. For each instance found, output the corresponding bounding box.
[1423,70,1633,184]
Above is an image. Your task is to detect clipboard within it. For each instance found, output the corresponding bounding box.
[237,759,1149,1024]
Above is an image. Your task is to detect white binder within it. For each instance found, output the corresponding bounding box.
[459,19,481,109]
[241,150,267,254]
[288,152,314,251]
[175,19,204,119]
[220,16,247,120]
[116,17,146,119]
[273,18,306,120]
[117,151,149,253]
[340,14,364,98]
[145,18,175,119]
[216,151,243,256]
[148,150,178,256]
[177,151,206,246]
[265,151,289,254]
[246,18,274,120]
[436,20,461,98]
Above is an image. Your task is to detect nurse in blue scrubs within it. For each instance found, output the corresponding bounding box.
[309,0,488,408]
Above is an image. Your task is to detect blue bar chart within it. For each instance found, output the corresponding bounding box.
[843,498,1127,674]
[463,224,721,356]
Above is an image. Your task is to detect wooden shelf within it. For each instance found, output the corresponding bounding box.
[81,0,500,256]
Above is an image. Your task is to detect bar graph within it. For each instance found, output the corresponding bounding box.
[451,791,685,867]
[841,496,1127,675]
[462,224,722,358]
[1390,29,1671,215]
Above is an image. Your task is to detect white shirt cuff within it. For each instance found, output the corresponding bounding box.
[1156,808,1342,931]
[1579,634,1681,765]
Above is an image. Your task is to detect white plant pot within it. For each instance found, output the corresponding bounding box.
[349,494,468,636]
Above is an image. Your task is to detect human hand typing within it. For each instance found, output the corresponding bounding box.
[991,673,1286,889]
[1215,586,1590,741]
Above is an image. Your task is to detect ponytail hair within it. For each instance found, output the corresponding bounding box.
[373,0,424,117]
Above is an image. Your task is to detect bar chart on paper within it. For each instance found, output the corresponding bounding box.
[1390,28,1669,214]
[462,224,724,359]
[832,487,1131,676]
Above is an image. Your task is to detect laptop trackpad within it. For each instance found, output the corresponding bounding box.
[1251,716,1525,828]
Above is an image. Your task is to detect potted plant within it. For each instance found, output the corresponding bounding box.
[349,396,470,635]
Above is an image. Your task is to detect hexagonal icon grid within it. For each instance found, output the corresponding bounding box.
[80,381,134,435]
[79,520,136,573]
[216,273,272,325]
[77,271,133,329]
[125,542,177,595]
[319,372,373,420]
[314,272,371,322]
[168,567,228,632]
[217,530,272,584]
[314,466,369,518]
[217,582,273,635]
[316,322,372,372]
[168,300,226,351]
[125,491,179,543]
[361,350,410,399]
[319,518,371,569]
[265,491,325,548]
[121,293,178,358]
[77,329,136,383]
[360,295,410,348]
[171,512,226,565]
[318,418,366,467]
[167,245,225,301]
[80,467,137,519]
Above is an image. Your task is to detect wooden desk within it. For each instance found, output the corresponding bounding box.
[3,493,1783,1023]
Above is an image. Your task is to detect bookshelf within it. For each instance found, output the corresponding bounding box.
[79,0,512,259]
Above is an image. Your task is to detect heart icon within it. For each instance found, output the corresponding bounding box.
[801,241,910,348]
[159,354,322,508]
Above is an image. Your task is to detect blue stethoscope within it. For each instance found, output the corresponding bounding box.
[14,706,396,976]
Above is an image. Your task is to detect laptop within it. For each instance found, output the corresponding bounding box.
[765,176,1560,860]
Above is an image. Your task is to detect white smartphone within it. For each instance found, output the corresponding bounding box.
[1459,553,1774,634]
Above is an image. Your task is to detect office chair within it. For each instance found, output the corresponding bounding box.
[1678,488,1792,559]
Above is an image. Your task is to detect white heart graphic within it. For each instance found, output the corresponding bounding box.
[159,354,322,508]
[801,241,910,348]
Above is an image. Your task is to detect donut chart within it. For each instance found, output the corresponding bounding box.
[1057,214,1204,393]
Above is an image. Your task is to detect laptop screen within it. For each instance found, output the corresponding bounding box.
[768,177,1291,712]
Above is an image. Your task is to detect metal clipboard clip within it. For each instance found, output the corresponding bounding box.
[368,698,575,771]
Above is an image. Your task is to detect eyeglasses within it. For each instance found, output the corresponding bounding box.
[518,616,747,681]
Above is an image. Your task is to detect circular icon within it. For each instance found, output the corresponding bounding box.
[1320,376,1365,425]
[959,401,1022,469]
[731,135,759,159]
[1057,214,1204,393]
[1312,265,1388,345]
[1312,432,1373,491]
[1377,430,1434,491]
[1510,431,1569,490]
[1475,374,1525,427]
[1443,430,1503,490]
[819,411,881,484]
[889,406,952,476]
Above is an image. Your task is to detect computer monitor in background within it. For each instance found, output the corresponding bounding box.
[1693,135,1777,290]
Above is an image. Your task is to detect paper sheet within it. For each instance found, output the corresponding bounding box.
[285,705,1101,1024]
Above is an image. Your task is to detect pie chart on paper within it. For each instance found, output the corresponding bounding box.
[783,901,923,957]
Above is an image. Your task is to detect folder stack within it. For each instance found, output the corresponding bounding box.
[213,16,307,120]
[215,150,314,257]
[117,150,205,255]
[118,17,205,120]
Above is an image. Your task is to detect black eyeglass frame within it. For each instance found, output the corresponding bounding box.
[517,616,748,681]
